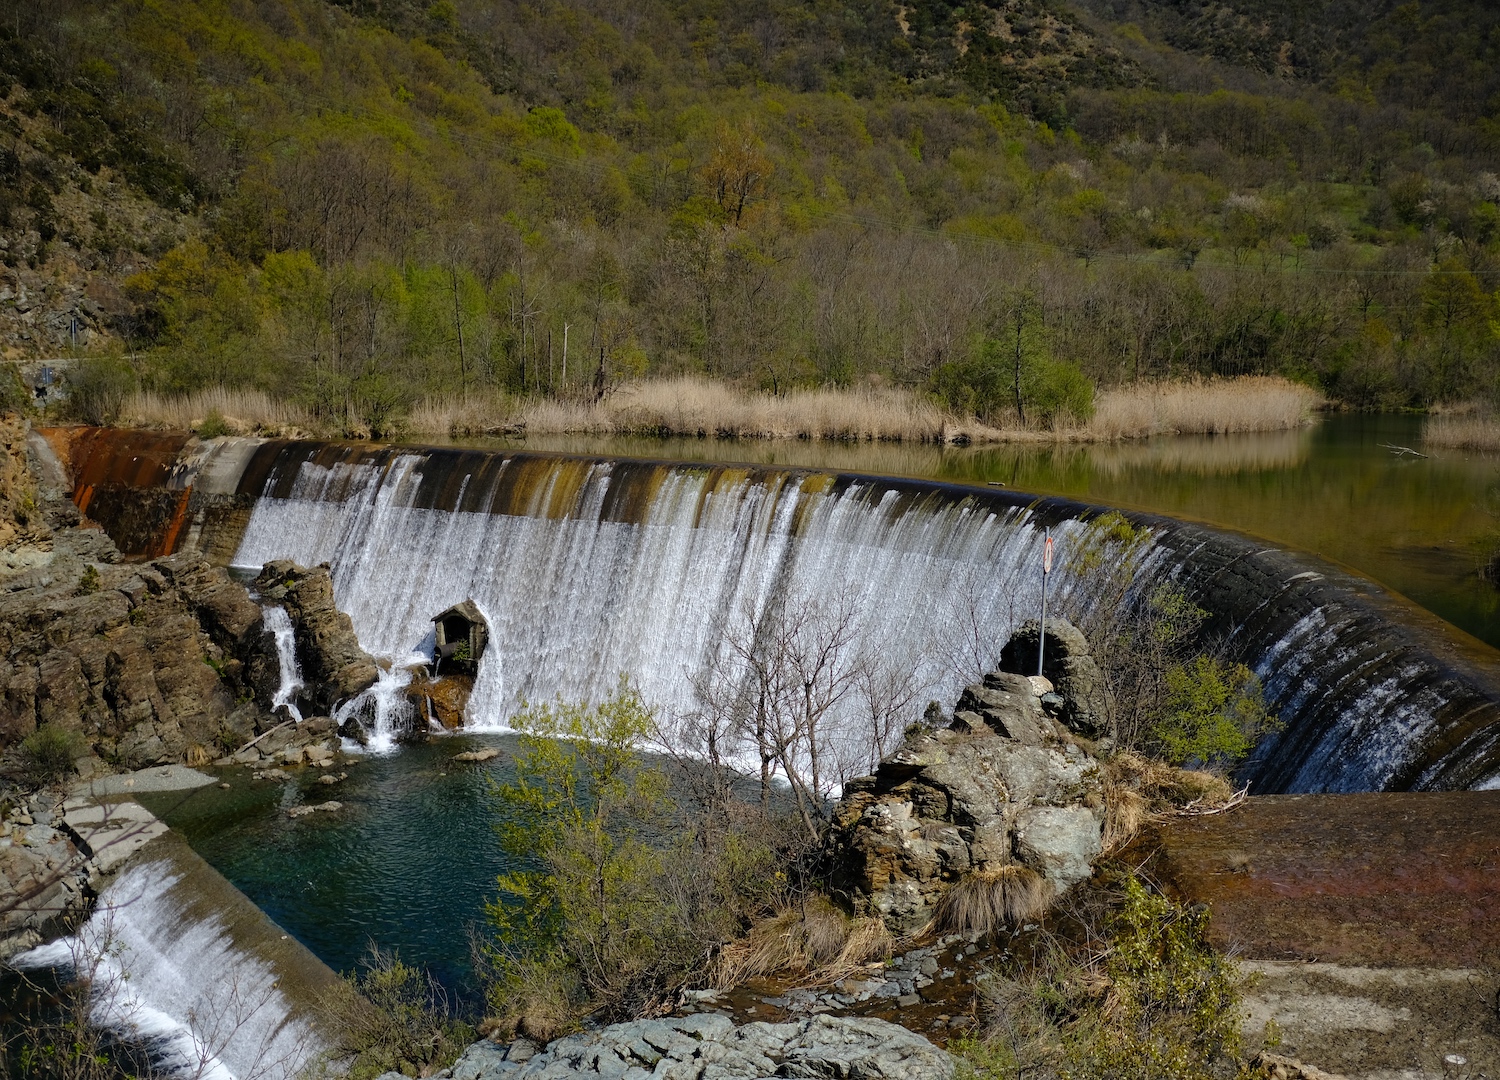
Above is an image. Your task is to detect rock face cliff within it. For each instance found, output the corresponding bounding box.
[829,618,1108,934]
[0,418,376,776]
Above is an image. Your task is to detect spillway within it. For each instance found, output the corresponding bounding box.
[51,429,1500,793]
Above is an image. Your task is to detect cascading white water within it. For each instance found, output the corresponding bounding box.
[13,860,324,1080]
[261,605,304,722]
[232,454,1133,777]
[334,662,417,755]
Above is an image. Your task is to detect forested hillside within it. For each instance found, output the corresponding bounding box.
[2,0,1499,433]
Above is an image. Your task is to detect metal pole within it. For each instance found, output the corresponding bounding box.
[1037,527,1050,678]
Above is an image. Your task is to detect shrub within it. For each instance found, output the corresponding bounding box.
[19,725,84,786]
[61,357,134,426]
[1148,657,1279,768]
[483,680,790,1034]
[932,329,1095,429]
[958,874,1246,1080]
[195,408,231,438]
[317,946,473,1080]
[76,565,100,595]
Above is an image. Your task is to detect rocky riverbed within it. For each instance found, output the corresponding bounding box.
[438,1014,953,1080]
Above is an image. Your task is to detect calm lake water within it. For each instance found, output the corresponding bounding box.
[448,413,1500,651]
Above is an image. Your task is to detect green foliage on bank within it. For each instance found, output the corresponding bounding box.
[483,680,785,1037]
[955,873,1247,1080]
[3,0,1500,431]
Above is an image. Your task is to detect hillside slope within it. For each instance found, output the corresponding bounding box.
[2,0,1498,430]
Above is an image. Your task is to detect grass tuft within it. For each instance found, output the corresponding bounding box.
[716,895,893,985]
[933,865,1054,937]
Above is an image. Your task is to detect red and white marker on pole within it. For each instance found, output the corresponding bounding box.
[1038,528,1054,678]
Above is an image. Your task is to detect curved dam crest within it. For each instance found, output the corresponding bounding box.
[51,428,1500,794]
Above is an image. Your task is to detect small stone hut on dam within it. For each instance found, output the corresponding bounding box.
[431,600,489,676]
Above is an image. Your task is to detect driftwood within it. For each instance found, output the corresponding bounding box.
[1378,442,1429,458]
[1174,785,1249,817]
[236,719,295,754]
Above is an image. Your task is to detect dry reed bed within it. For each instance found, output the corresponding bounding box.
[1087,376,1322,439]
[412,375,1321,443]
[119,375,1322,444]
[1423,410,1500,452]
[119,388,315,436]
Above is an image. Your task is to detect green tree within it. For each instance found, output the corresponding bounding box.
[485,680,680,1028]
[1149,656,1277,768]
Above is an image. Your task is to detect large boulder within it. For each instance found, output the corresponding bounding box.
[999,617,1110,737]
[253,561,378,715]
[448,1013,952,1080]
[829,624,1111,934]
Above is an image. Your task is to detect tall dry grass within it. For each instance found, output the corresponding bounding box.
[1424,407,1500,452]
[1087,376,1322,438]
[120,388,315,436]
[412,378,1003,444]
[116,374,1319,445]
[411,374,1318,444]
[713,895,893,987]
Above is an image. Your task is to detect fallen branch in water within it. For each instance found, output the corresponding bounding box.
[1379,443,1429,458]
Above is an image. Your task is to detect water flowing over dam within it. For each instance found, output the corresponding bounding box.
[53,429,1500,793]
[13,831,335,1080]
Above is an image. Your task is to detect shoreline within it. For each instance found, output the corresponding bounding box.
[113,375,1325,446]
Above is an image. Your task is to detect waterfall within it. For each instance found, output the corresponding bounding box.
[13,859,325,1080]
[200,443,1500,793]
[261,605,304,722]
[335,662,416,755]
[230,453,1117,777]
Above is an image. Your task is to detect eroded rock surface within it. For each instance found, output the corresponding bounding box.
[253,560,379,714]
[830,620,1107,934]
[445,1014,952,1080]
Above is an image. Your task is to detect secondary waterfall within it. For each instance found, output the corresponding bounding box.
[262,605,304,722]
[14,859,325,1080]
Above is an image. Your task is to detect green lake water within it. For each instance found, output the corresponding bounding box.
[141,737,523,1008]
[452,413,1500,651]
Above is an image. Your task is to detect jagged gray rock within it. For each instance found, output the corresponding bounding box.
[445,1014,951,1080]
[829,622,1108,934]
[998,618,1110,737]
[253,560,379,714]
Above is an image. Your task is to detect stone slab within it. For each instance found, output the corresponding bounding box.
[60,797,168,873]
[69,764,217,797]
[1123,791,1500,968]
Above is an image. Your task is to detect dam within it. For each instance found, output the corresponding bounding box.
[48,427,1500,794]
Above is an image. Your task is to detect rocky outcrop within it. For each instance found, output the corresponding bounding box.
[0,540,273,767]
[253,561,378,715]
[829,623,1109,934]
[0,793,92,960]
[0,418,365,778]
[443,1014,952,1080]
[998,617,1109,737]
